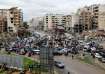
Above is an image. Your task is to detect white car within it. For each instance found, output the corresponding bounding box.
[83,48,88,51]
[62,48,68,53]
[84,45,89,49]
[95,53,102,58]
[54,61,65,68]
[32,49,40,54]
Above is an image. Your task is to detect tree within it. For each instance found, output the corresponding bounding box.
[17,27,31,38]
[23,22,29,29]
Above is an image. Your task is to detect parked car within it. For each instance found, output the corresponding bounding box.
[83,47,91,52]
[54,61,65,68]
[19,49,27,55]
[79,40,86,46]
[97,45,103,50]
[28,48,40,55]
[95,53,102,59]
[53,48,64,55]
[83,45,91,53]
[98,52,105,63]
[62,48,68,53]
[99,57,105,63]
[83,47,88,52]
[32,49,40,55]
[20,70,25,74]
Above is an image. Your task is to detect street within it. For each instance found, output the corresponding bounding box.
[55,56,105,74]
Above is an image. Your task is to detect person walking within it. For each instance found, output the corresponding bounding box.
[71,54,74,59]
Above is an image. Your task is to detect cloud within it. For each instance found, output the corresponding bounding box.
[0,0,105,21]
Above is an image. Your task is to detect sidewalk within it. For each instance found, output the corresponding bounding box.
[95,59,105,70]
[76,53,105,71]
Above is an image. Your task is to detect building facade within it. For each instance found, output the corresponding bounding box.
[77,4,105,32]
[71,13,83,33]
[0,16,7,33]
[9,7,23,28]
[65,15,72,32]
[28,17,44,32]
[0,7,23,33]
[0,9,8,33]
[43,13,83,33]
[97,5,105,30]
[44,14,66,31]
[77,7,92,31]
[86,4,105,30]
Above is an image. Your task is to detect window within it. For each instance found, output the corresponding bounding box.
[10,12,13,14]
[8,27,12,29]
[11,18,13,20]
[11,21,13,23]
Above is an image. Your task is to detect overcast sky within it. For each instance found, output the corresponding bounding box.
[0,0,105,21]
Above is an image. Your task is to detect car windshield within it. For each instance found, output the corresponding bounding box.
[55,61,62,64]
[57,48,62,51]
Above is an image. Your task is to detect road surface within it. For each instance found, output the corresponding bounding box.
[55,56,105,74]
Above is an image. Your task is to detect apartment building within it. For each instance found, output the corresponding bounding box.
[44,13,83,33]
[0,7,23,33]
[44,14,66,31]
[97,5,105,30]
[77,4,105,32]
[9,7,23,28]
[43,4,105,33]
[28,17,44,32]
[65,15,72,32]
[0,16,7,33]
[89,4,105,30]
[78,7,92,31]
[0,9,8,33]
[71,13,83,33]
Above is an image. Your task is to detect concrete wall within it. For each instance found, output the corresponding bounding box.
[0,54,23,70]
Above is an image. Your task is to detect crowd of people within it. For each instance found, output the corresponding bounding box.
[0,31,105,62]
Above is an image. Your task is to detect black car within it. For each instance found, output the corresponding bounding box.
[98,52,105,63]
[53,48,63,55]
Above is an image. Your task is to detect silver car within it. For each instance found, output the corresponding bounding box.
[54,61,65,68]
